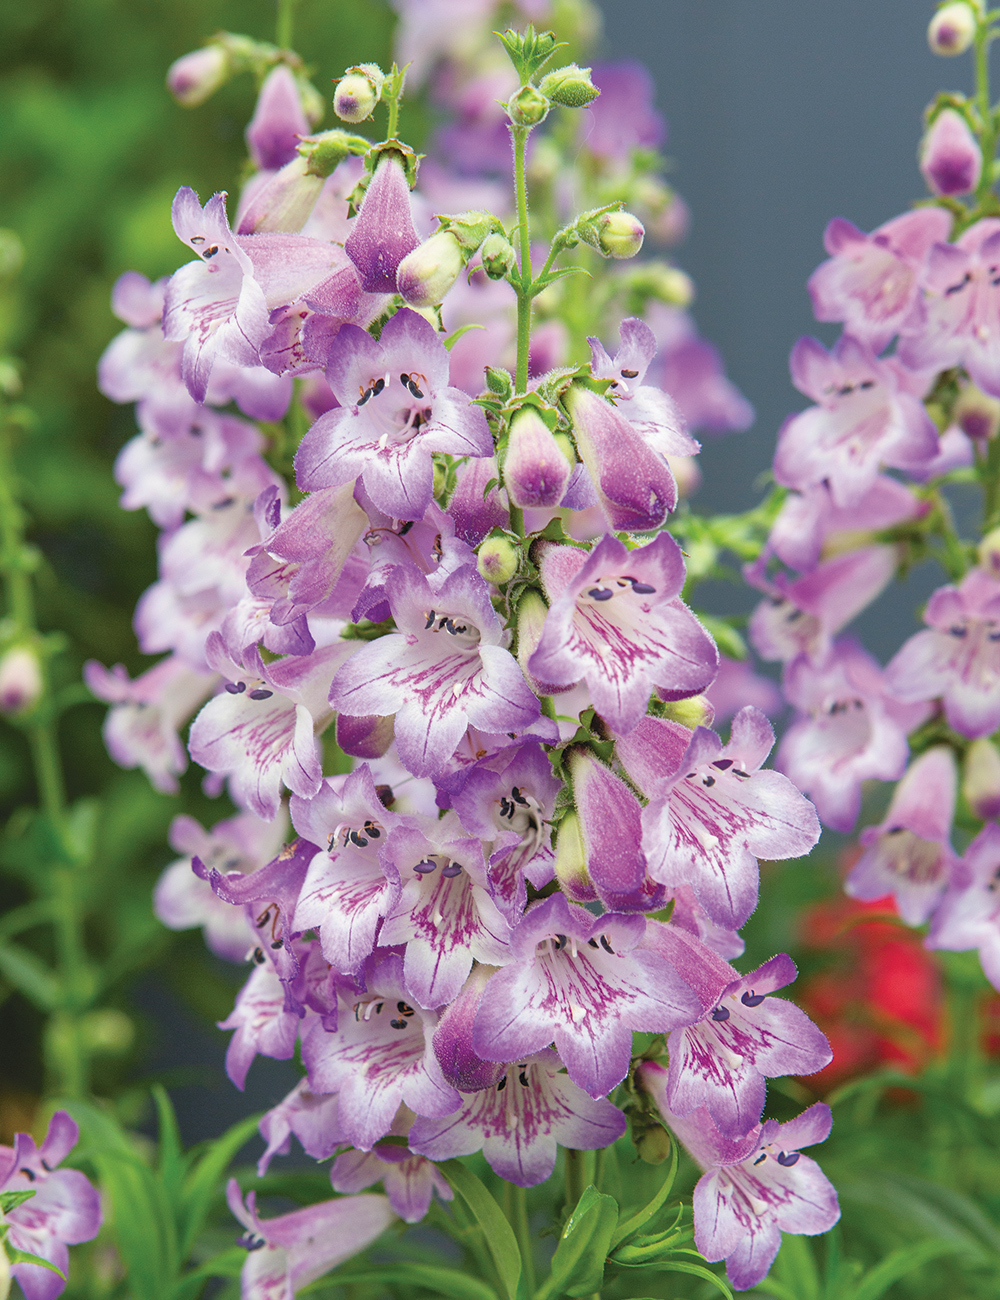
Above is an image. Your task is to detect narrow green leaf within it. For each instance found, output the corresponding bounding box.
[152,1085,185,1211]
[851,1239,965,1300]
[610,1137,678,1248]
[178,1112,261,1259]
[171,1247,247,1300]
[440,1160,521,1300]
[640,1260,734,1298]
[444,322,485,351]
[0,943,59,1009]
[5,1246,66,1277]
[547,1184,618,1298]
[309,1264,498,1300]
[0,1189,35,1213]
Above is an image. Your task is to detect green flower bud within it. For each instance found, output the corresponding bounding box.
[658,694,714,729]
[553,432,577,465]
[539,63,600,108]
[478,536,519,584]
[597,210,645,259]
[480,233,518,280]
[397,230,466,307]
[554,811,594,899]
[486,367,514,398]
[81,1008,135,1055]
[334,64,384,122]
[507,83,551,127]
[432,460,448,499]
[929,2,977,55]
[964,737,1000,819]
[635,1123,672,1165]
[956,382,1000,441]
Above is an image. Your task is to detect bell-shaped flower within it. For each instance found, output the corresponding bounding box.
[963,737,1000,819]
[768,477,922,575]
[344,153,421,292]
[807,208,952,353]
[154,808,288,960]
[898,218,1000,397]
[778,639,928,832]
[291,766,405,977]
[773,335,939,508]
[84,655,216,794]
[662,953,832,1139]
[227,1180,395,1300]
[846,746,958,924]
[885,566,1000,738]
[617,709,821,929]
[245,65,310,172]
[503,405,573,509]
[409,1047,627,1188]
[638,1068,839,1293]
[920,108,982,197]
[378,811,510,1009]
[472,893,701,1099]
[219,955,303,1089]
[329,562,540,780]
[563,383,678,531]
[295,308,493,519]
[928,822,1000,988]
[331,1143,453,1222]
[0,1112,101,1300]
[301,953,460,1150]
[257,1078,344,1176]
[528,533,718,734]
[190,635,356,820]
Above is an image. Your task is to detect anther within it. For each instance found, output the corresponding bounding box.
[497,1076,507,1091]
[713,759,733,770]
[588,938,600,949]
[425,609,436,629]
[224,681,246,694]
[518,1069,530,1086]
[413,858,437,874]
[407,379,424,399]
[711,1005,730,1022]
[588,587,613,601]
[511,787,528,805]
[620,368,639,379]
[553,934,568,950]
[390,1018,408,1030]
[441,863,463,878]
[252,948,265,964]
[631,582,655,594]
[753,1152,767,1166]
[372,376,385,395]
[741,991,766,1007]
[248,689,273,701]
[776,1151,800,1167]
[600,935,614,954]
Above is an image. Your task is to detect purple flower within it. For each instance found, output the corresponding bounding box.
[301,953,460,1150]
[410,1047,627,1187]
[329,562,540,780]
[808,208,952,353]
[189,635,355,820]
[472,893,701,1099]
[639,1068,839,1292]
[84,656,216,794]
[663,953,831,1139]
[246,65,310,172]
[295,308,493,519]
[154,809,289,960]
[617,709,821,929]
[447,455,510,547]
[345,154,421,292]
[846,746,958,924]
[898,218,1000,397]
[227,1180,395,1298]
[773,335,939,508]
[528,534,718,735]
[768,477,922,574]
[331,1143,453,1222]
[503,405,573,509]
[778,639,929,832]
[257,1078,344,1176]
[921,108,982,197]
[583,62,665,161]
[928,823,1000,987]
[885,567,1000,738]
[219,958,302,1089]
[0,1112,101,1300]
[705,657,782,726]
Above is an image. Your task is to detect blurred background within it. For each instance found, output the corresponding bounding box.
[0,0,976,1148]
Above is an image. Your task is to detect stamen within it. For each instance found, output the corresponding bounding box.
[741,991,766,1007]
[224,681,247,694]
[425,609,436,629]
[631,581,655,594]
[711,1005,730,1022]
[357,387,374,406]
[752,1152,767,1166]
[413,858,437,874]
[248,689,273,701]
[497,1076,507,1090]
[600,935,614,954]
[372,376,385,395]
[588,938,599,948]
[776,1151,800,1167]
[620,368,639,379]
[588,587,613,601]
[390,1018,408,1030]
[441,863,463,878]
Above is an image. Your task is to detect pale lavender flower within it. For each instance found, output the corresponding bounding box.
[220,957,301,1089]
[705,657,782,725]
[768,477,922,574]
[928,822,1000,987]
[257,1078,344,1176]
[344,154,421,292]
[331,1143,453,1222]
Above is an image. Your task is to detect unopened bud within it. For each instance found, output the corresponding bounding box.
[81,1008,134,1055]
[480,233,517,280]
[553,432,577,465]
[539,63,600,108]
[596,210,645,259]
[0,646,42,715]
[478,537,519,584]
[920,108,982,196]
[433,459,448,498]
[980,527,1000,577]
[517,589,560,694]
[167,44,231,107]
[658,694,715,729]
[397,230,466,307]
[625,262,694,309]
[238,155,324,232]
[334,67,382,123]
[929,2,977,55]
[336,713,395,760]
[668,454,701,499]
[635,1123,672,1165]
[964,737,1000,819]
[554,811,595,901]
[507,84,550,127]
[956,383,1000,441]
[504,406,573,509]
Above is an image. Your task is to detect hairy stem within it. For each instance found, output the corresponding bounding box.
[974,17,996,205]
[513,124,533,394]
[276,0,299,50]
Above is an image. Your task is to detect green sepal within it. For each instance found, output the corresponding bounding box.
[3,1244,66,1279]
[443,322,485,351]
[496,25,566,83]
[546,1184,618,1298]
[298,129,372,178]
[436,210,506,252]
[485,367,514,398]
[0,1189,35,1213]
[438,1160,521,1300]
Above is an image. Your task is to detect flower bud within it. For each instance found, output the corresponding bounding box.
[554,811,597,901]
[433,459,449,498]
[635,1122,673,1165]
[539,63,600,108]
[0,645,42,715]
[477,536,519,585]
[167,45,230,107]
[624,262,694,309]
[504,406,573,509]
[657,693,715,729]
[929,2,977,55]
[238,155,324,233]
[480,232,517,280]
[920,108,982,196]
[517,589,564,695]
[979,527,1000,577]
[336,713,395,759]
[553,432,577,465]
[963,737,1000,819]
[397,230,466,307]
[507,84,551,127]
[596,210,645,259]
[955,382,1000,441]
[334,69,381,123]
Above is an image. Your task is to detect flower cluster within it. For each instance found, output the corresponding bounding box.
[91,2,837,1294]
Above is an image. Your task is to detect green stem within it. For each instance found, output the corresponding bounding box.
[983,431,1000,529]
[387,94,399,141]
[974,19,996,205]
[511,1185,536,1299]
[276,0,299,50]
[513,124,533,394]
[564,1148,590,1211]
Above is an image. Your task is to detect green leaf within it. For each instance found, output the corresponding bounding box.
[178,1112,261,1259]
[546,1185,618,1297]
[0,1189,35,1213]
[637,1260,734,1298]
[311,1264,498,1299]
[439,1160,521,1300]
[0,942,59,1009]
[610,1136,678,1248]
[851,1239,966,1300]
[5,1245,66,1278]
[171,1247,247,1300]
[152,1086,185,1210]
[766,1234,820,1300]
[444,322,485,351]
